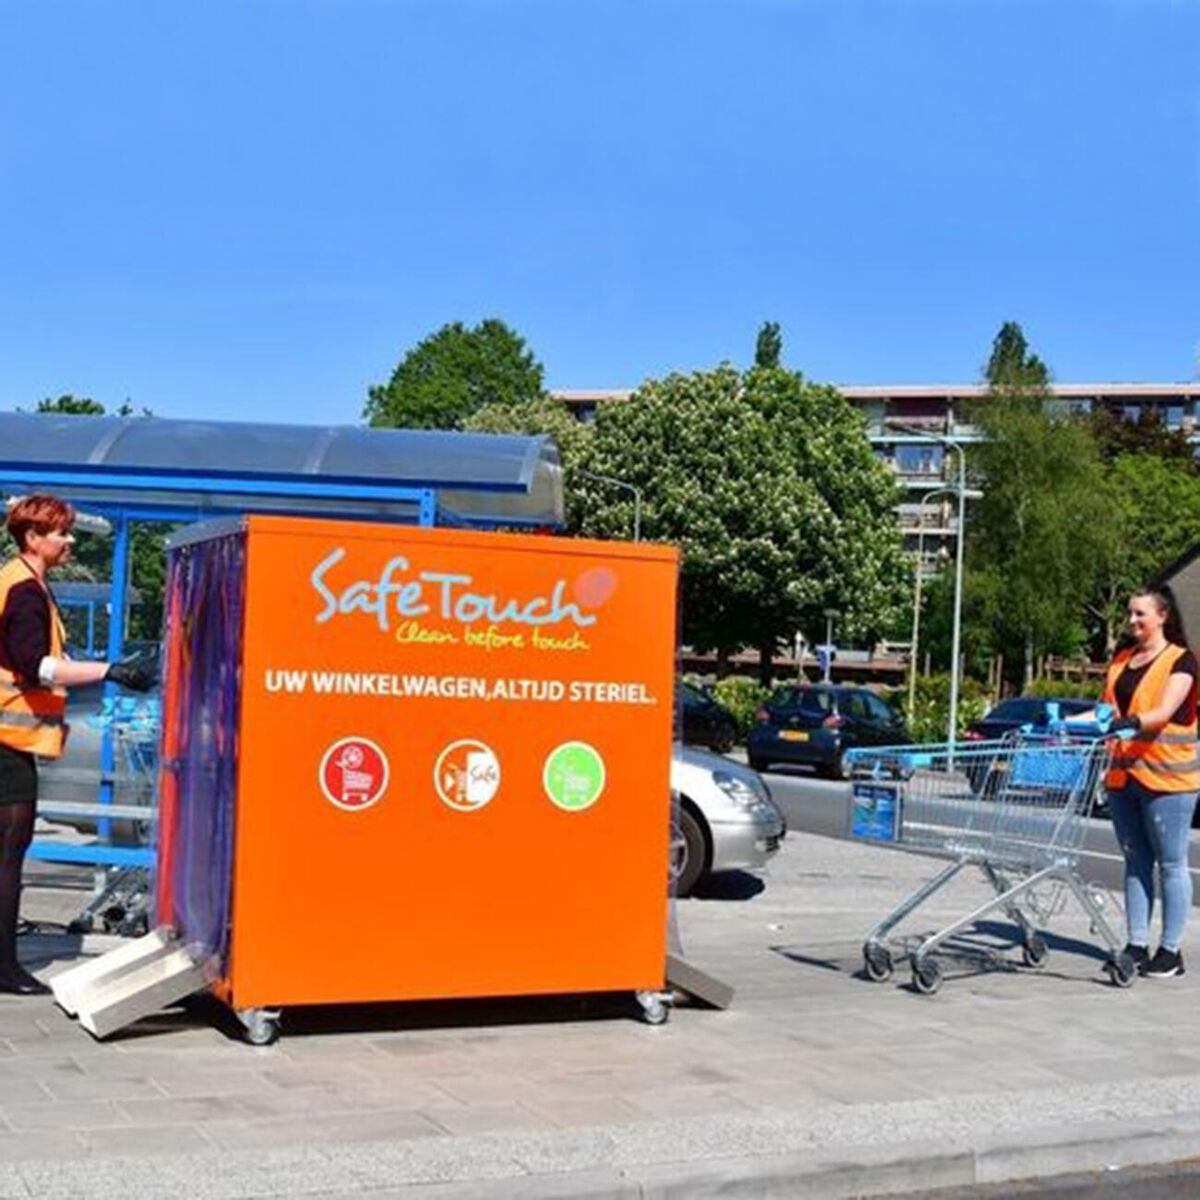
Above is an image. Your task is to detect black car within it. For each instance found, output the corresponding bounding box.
[964,696,1093,742]
[746,685,910,778]
[679,681,739,754]
[962,696,1096,797]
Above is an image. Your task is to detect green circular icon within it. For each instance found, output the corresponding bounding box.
[543,741,606,812]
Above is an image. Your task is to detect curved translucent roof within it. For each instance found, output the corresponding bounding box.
[0,413,562,526]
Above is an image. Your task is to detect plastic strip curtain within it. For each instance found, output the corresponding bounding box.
[154,532,246,966]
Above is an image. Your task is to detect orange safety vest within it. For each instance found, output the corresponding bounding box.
[1103,644,1200,793]
[0,556,67,760]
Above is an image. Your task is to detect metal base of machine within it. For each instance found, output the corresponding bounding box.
[665,952,735,1009]
[51,926,213,1040]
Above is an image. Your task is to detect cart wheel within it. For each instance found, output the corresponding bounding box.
[635,990,670,1026]
[239,1009,282,1046]
[863,944,894,983]
[1106,953,1137,989]
[1021,933,1049,969]
[911,959,942,996]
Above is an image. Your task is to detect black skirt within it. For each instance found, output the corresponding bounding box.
[0,743,37,806]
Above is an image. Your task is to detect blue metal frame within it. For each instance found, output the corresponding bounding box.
[26,843,154,868]
[0,467,511,501]
[56,599,101,657]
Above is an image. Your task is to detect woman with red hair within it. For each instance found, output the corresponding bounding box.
[1,494,153,995]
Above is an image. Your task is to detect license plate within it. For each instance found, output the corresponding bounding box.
[780,730,810,742]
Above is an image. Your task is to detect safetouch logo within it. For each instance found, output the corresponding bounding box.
[319,737,389,812]
[309,549,611,633]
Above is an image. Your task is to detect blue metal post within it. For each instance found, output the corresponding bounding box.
[86,602,96,658]
[418,488,436,527]
[98,513,132,842]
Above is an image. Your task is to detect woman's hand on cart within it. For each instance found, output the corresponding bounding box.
[1060,703,1138,741]
[106,655,157,693]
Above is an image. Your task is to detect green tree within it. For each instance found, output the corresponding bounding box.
[984,321,1049,391]
[754,321,782,369]
[1089,406,1195,469]
[965,324,1113,686]
[573,364,910,678]
[36,394,106,415]
[916,566,1003,681]
[364,320,546,431]
[1088,453,1200,654]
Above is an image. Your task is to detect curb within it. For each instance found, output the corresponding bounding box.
[6,1096,1200,1200]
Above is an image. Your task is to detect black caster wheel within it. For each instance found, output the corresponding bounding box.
[1021,933,1049,969]
[862,944,894,983]
[912,959,943,996]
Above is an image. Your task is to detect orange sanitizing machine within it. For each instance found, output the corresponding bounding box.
[155,514,679,1039]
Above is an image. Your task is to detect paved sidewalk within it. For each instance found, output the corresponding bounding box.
[4,834,1200,1198]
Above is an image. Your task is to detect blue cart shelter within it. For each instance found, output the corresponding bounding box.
[0,412,563,874]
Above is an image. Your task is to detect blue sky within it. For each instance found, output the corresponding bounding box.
[1,0,1198,424]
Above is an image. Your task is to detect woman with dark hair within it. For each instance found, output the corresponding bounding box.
[1100,583,1199,979]
[1,494,153,996]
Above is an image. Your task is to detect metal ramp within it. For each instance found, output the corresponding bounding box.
[51,927,214,1040]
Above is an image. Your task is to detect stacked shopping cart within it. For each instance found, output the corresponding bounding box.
[67,697,161,936]
[845,719,1136,994]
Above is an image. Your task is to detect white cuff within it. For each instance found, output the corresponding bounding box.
[38,656,59,685]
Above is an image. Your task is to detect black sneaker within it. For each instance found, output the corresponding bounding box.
[1123,943,1150,968]
[1141,947,1185,978]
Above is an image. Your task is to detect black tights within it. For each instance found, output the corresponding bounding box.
[0,802,34,968]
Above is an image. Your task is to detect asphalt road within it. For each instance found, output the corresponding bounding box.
[761,764,1200,902]
[896,1160,1200,1198]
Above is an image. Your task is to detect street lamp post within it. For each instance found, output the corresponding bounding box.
[576,470,643,541]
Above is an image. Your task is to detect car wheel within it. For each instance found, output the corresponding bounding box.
[711,719,737,755]
[748,755,769,773]
[670,805,708,898]
[823,750,849,781]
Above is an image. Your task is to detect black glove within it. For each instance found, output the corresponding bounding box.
[106,657,157,693]
[1109,715,1141,734]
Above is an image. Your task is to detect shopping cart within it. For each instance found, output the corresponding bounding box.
[845,723,1135,994]
[64,697,161,936]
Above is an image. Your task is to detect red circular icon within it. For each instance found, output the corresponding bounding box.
[319,737,389,812]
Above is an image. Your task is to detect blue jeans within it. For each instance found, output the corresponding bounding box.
[1108,781,1198,952]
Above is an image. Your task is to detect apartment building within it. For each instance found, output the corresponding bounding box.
[555,382,1200,576]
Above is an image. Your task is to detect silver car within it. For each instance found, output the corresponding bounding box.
[670,745,786,897]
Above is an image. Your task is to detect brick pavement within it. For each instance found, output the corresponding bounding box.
[2,833,1200,1196]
